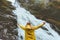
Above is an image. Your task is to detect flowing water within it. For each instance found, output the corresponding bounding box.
[8,0,60,40]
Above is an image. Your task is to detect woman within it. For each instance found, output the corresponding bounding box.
[17,22,45,40]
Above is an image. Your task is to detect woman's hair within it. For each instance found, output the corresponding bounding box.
[27,22,31,25]
[26,22,31,27]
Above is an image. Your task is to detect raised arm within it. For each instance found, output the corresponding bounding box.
[33,22,45,30]
[17,24,26,30]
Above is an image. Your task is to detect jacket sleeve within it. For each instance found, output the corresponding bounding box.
[17,24,26,30]
[33,23,45,30]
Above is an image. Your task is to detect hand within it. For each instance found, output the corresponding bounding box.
[17,24,20,26]
[43,21,45,24]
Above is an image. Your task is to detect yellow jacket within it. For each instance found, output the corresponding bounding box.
[18,23,45,40]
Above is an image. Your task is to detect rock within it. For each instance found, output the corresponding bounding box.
[0,39,2,40]
[0,0,17,40]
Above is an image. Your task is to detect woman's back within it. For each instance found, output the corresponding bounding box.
[25,29,36,40]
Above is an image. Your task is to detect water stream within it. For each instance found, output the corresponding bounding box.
[8,0,60,40]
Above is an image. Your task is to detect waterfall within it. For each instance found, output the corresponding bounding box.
[8,0,60,40]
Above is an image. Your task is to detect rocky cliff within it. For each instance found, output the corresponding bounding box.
[0,0,17,40]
